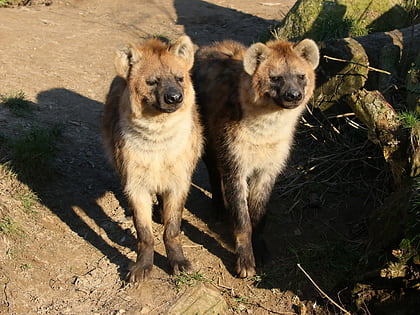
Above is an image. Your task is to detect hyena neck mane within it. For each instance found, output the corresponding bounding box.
[120,104,194,151]
[237,74,305,136]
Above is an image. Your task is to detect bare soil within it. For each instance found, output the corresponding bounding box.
[0,1,403,314]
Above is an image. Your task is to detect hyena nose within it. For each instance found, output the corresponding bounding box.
[164,87,183,104]
[284,90,302,102]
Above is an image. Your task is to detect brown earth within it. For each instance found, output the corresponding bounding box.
[0,1,397,314]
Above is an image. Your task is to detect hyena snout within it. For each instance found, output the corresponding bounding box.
[164,86,183,105]
[283,88,302,102]
[156,86,184,113]
[277,86,304,109]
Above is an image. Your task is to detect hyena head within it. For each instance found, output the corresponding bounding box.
[243,39,319,110]
[114,36,195,115]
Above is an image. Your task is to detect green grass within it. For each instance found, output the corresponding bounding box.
[0,216,23,236]
[397,111,420,129]
[0,90,33,116]
[232,296,249,304]
[20,263,32,270]
[174,271,212,290]
[17,190,39,214]
[9,126,62,183]
[0,0,29,7]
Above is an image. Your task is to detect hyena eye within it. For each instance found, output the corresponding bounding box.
[297,74,306,81]
[175,76,184,83]
[270,76,283,83]
[146,78,159,86]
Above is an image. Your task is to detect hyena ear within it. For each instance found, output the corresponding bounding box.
[243,42,270,75]
[114,44,142,79]
[294,39,320,70]
[169,35,195,70]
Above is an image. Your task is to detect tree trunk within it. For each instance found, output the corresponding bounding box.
[313,38,369,110]
[313,24,420,110]
[345,89,411,186]
[276,0,410,42]
[354,24,420,90]
[345,89,419,250]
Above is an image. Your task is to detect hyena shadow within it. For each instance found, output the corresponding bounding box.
[184,160,238,274]
[12,88,170,279]
[20,88,243,280]
[174,0,277,46]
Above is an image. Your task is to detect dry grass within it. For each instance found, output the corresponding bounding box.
[276,105,392,212]
[262,105,394,311]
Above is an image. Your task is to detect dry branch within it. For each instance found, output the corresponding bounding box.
[297,264,351,315]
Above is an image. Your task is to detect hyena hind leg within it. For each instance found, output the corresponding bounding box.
[161,191,193,275]
[247,171,276,267]
[127,191,154,282]
[222,173,256,278]
[203,151,226,219]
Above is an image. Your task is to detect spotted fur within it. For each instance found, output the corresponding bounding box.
[193,38,319,277]
[102,36,203,282]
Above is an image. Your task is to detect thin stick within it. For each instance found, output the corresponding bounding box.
[297,264,351,315]
[324,55,391,75]
[327,113,355,119]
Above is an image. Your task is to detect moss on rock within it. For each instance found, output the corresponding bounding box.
[275,0,410,41]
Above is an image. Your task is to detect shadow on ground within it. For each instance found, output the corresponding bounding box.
[9,88,239,281]
[174,0,277,45]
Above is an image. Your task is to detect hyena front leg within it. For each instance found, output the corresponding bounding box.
[127,190,154,282]
[162,190,193,275]
[222,171,256,278]
[247,171,276,266]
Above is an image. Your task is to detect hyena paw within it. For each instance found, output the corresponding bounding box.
[127,261,153,282]
[170,258,193,276]
[235,256,256,278]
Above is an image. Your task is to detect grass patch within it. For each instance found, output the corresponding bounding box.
[0,90,33,116]
[0,216,24,236]
[17,190,39,214]
[0,0,29,7]
[174,271,212,290]
[20,263,32,270]
[8,126,62,183]
[397,111,420,129]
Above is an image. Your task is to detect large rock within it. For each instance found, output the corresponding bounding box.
[167,284,228,315]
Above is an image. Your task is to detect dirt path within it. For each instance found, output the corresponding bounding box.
[1,1,322,314]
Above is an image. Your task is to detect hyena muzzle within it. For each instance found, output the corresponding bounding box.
[192,38,319,278]
[102,35,203,282]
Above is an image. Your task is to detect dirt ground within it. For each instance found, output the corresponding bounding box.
[0,1,401,314]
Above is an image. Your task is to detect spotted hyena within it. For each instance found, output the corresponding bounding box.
[192,38,319,277]
[102,36,203,282]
